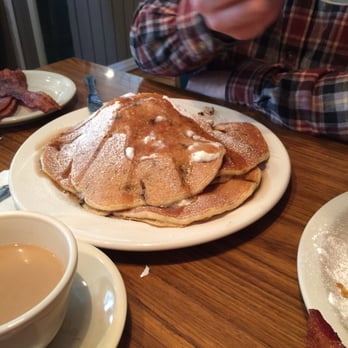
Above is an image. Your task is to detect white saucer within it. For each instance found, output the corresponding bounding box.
[48,242,127,347]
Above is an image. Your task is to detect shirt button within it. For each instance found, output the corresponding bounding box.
[198,42,206,51]
[285,50,296,64]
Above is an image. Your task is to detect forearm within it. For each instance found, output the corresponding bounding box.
[266,75,348,141]
[229,61,348,141]
[129,0,218,76]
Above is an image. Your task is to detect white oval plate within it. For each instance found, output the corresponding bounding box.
[297,192,348,345]
[9,98,291,251]
[48,242,127,348]
[0,70,76,127]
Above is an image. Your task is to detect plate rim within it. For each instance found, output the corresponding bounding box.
[0,70,76,127]
[9,98,291,251]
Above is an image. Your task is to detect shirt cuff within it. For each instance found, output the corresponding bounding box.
[227,59,286,106]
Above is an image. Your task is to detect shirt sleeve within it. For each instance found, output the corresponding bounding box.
[226,59,348,141]
[129,0,228,76]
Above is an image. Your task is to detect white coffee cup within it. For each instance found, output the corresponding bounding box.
[0,211,78,348]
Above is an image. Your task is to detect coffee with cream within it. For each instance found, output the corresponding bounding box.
[0,243,64,324]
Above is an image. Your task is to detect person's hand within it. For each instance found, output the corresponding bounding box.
[187,0,284,40]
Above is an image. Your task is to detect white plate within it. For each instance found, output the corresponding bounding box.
[0,70,76,126]
[9,98,291,251]
[297,192,348,345]
[49,242,127,348]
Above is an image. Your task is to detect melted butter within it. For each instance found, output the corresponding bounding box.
[152,140,164,148]
[188,143,200,151]
[140,154,158,161]
[125,147,134,160]
[185,130,195,138]
[175,199,192,207]
[191,151,220,163]
[155,115,167,122]
[143,131,156,144]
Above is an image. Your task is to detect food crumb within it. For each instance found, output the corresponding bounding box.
[336,282,348,298]
[140,265,150,278]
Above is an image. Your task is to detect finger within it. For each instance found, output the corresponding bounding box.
[190,0,245,13]
[203,0,282,39]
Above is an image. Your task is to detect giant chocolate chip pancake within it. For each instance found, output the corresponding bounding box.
[40,93,270,227]
[41,93,226,211]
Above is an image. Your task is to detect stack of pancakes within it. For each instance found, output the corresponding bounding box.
[40,93,269,227]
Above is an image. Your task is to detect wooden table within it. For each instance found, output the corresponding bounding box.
[1,57,347,347]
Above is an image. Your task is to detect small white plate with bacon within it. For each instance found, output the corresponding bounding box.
[0,69,76,126]
[298,192,348,346]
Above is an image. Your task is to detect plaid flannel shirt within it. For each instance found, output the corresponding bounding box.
[130,0,348,141]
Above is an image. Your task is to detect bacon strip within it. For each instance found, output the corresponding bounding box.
[306,309,345,348]
[10,90,61,113]
[0,98,18,120]
[0,96,13,112]
[0,69,27,94]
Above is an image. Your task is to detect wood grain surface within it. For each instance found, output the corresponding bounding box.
[1,58,347,347]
